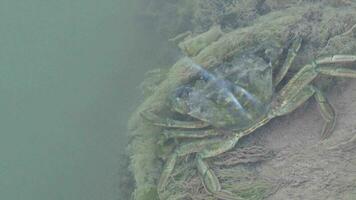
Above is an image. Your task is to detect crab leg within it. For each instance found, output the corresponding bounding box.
[195,149,245,199]
[140,110,210,129]
[274,37,303,86]
[276,55,356,108]
[157,116,271,199]
[157,137,225,192]
[157,152,178,193]
[193,118,271,200]
[271,85,336,138]
[163,129,220,139]
[157,128,259,199]
[313,87,336,139]
[271,86,315,117]
[315,55,356,78]
[196,155,244,200]
[316,55,356,65]
[317,66,356,78]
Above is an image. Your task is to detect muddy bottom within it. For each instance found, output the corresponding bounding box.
[243,80,356,200]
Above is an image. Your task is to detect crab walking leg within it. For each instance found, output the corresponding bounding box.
[317,66,356,78]
[156,117,272,198]
[163,129,220,139]
[271,86,315,117]
[195,138,247,200]
[316,55,356,65]
[157,152,178,192]
[157,118,271,199]
[313,87,336,139]
[314,55,356,78]
[196,156,244,200]
[193,118,272,200]
[271,85,336,138]
[276,55,356,107]
[140,110,210,129]
[157,137,225,192]
[274,37,303,87]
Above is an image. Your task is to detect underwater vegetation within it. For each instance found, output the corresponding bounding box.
[127,0,356,199]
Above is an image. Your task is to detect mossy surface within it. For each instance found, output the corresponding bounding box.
[133,186,159,200]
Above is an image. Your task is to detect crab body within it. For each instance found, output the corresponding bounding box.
[170,53,272,130]
[141,35,356,199]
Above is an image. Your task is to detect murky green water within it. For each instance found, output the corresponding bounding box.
[0,1,160,199]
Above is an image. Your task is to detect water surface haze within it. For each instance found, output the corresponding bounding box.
[0,0,160,199]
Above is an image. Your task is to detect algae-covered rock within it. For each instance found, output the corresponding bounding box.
[178,25,223,57]
[132,186,159,200]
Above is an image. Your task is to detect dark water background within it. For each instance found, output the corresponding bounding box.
[0,0,166,199]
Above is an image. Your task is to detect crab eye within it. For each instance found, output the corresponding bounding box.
[198,70,211,81]
[175,86,192,99]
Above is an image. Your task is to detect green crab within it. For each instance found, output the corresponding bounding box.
[141,37,356,199]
